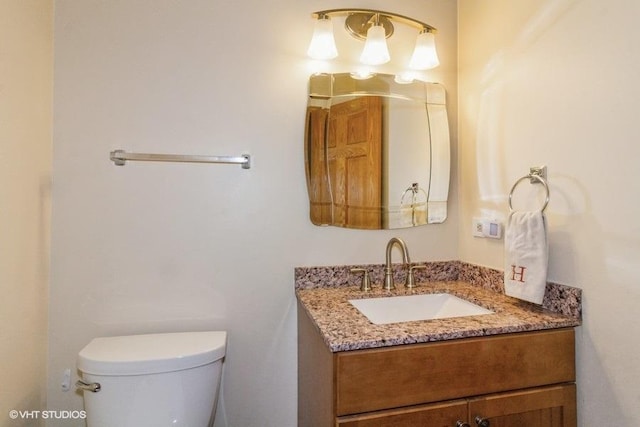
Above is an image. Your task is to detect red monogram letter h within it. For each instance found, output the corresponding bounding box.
[510,265,526,283]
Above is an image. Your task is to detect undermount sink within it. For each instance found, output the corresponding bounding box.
[349,293,494,325]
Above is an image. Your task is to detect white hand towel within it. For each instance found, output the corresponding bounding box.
[504,211,548,304]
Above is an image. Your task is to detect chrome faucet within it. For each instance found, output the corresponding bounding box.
[383,237,411,291]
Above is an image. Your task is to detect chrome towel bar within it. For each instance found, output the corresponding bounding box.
[109,150,251,169]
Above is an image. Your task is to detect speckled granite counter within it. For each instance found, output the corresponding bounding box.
[295,261,582,352]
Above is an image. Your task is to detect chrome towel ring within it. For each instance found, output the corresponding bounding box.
[400,182,428,207]
[508,172,550,213]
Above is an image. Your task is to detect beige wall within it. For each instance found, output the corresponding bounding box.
[48,1,457,426]
[0,0,53,425]
[459,0,640,425]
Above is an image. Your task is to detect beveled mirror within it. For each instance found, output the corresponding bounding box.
[304,72,450,229]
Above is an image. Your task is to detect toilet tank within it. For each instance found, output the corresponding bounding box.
[77,331,227,427]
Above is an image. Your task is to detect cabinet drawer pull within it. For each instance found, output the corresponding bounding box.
[475,416,490,427]
[456,421,471,427]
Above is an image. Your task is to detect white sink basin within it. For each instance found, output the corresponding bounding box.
[349,293,494,325]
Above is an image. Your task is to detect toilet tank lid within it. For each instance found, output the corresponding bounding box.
[77,331,227,376]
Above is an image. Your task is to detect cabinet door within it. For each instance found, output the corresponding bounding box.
[337,400,467,427]
[468,384,576,427]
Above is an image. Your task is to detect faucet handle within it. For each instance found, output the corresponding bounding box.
[350,268,372,292]
[405,265,427,289]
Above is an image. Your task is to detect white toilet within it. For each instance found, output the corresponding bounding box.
[77,331,226,427]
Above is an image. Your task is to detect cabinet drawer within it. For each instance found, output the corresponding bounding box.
[337,400,467,427]
[335,329,575,416]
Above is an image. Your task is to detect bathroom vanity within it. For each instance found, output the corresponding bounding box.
[296,263,581,427]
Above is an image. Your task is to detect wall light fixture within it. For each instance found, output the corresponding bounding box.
[308,9,439,73]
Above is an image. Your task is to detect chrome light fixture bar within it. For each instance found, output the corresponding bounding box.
[308,9,439,71]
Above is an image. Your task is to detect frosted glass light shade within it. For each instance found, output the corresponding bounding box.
[360,25,390,65]
[307,17,338,60]
[409,31,439,70]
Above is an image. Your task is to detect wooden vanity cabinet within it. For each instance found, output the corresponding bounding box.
[298,303,577,427]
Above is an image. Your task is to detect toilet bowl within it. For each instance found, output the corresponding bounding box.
[77,331,226,427]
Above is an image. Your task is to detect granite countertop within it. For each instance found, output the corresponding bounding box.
[296,278,582,353]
